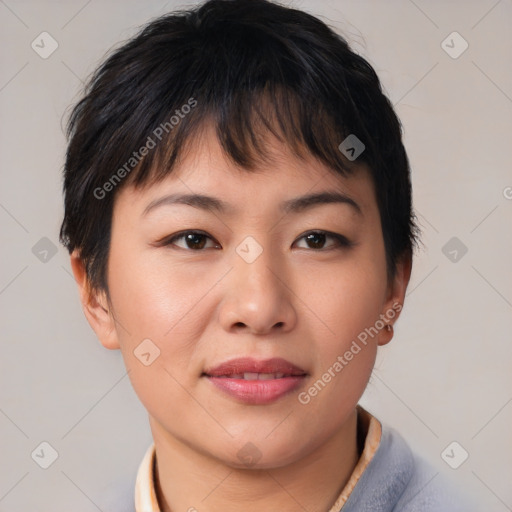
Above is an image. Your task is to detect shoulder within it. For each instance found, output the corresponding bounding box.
[341,425,470,512]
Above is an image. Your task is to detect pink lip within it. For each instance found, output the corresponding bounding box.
[204,357,307,376]
[203,357,308,405]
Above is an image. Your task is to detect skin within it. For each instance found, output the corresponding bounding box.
[71,124,411,512]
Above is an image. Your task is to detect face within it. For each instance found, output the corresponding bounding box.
[74,125,409,469]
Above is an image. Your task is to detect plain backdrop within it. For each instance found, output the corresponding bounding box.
[1,0,511,510]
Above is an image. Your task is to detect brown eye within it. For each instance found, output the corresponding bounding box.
[163,231,219,250]
[295,231,352,250]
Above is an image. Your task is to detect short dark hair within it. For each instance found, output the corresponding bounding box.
[59,0,420,299]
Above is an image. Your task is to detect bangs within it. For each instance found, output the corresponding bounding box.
[66,3,380,202]
[122,84,360,192]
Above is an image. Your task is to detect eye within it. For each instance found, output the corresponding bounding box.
[294,230,352,250]
[162,230,220,251]
[159,229,352,251]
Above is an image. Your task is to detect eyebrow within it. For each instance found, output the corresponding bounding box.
[142,190,363,217]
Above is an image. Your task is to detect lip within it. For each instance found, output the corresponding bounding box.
[204,357,307,377]
[203,357,308,405]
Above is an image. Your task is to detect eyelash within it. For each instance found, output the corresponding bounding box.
[159,230,353,252]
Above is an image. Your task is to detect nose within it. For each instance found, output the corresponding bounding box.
[218,242,297,336]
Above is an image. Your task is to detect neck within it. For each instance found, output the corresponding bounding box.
[151,409,359,512]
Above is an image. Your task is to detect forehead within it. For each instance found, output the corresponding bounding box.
[115,123,377,221]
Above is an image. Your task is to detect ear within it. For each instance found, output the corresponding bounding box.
[378,252,412,346]
[69,250,120,350]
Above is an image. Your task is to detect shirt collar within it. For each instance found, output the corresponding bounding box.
[135,406,382,511]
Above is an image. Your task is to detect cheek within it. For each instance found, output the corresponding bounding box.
[106,239,213,389]
[296,281,381,435]
[303,252,388,346]
[107,238,210,343]
[298,249,387,401]
[107,247,213,423]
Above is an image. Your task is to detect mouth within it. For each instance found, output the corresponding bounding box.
[203,357,308,405]
[212,372,300,380]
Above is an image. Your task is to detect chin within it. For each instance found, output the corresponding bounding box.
[214,436,309,471]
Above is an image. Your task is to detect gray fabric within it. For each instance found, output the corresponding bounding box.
[340,426,470,512]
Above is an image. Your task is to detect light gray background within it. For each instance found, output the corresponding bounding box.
[1,0,511,510]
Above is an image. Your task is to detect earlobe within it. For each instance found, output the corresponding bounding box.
[378,253,412,347]
[69,250,120,350]
[378,323,394,346]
